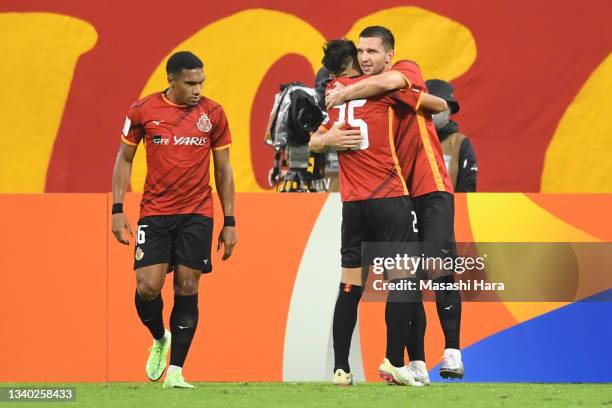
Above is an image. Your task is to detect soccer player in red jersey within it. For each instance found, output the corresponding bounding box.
[326,26,464,383]
[111,51,237,389]
[310,40,447,386]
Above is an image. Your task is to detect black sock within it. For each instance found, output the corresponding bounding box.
[385,279,417,367]
[406,301,426,361]
[332,283,362,373]
[170,294,199,367]
[434,275,461,349]
[135,291,165,340]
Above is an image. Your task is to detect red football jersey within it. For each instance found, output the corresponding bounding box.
[121,91,231,218]
[391,60,454,197]
[322,75,420,202]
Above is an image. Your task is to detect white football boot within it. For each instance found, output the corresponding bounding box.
[378,358,424,386]
[332,369,354,386]
[407,360,430,385]
[439,348,464,379]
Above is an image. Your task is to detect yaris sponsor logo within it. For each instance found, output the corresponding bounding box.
[173,136,208,146]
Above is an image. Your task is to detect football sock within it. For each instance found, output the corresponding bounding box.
[155,330,170,346]
[332,283,362,373]
[434,275,462,349]
[170,294,199,367]
[167,365,181,374]
[385,279,418,367]
[135,291,165,340]
[405,301,426,362]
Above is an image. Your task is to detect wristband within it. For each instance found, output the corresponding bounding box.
[112,203,124,214]
[224,216,236,227]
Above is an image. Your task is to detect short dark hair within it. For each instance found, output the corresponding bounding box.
[359,26,395,50]
[166,51,203,75]
[321,40,358,76]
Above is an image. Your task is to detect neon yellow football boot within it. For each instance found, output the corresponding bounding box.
[146,329,171,381]
[163,369,195,389]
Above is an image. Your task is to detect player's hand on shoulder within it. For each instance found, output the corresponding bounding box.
[325,83,347,109]
[111,213,133,245]
[217,226,237,261]
[324,122,362,150]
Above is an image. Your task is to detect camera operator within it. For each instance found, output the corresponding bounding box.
[427,79,478,192]
[264,78,337,192]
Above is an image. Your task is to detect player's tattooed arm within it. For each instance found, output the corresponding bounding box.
[309,123,362,153]
[213,148,237,261]
[111,142,137,245]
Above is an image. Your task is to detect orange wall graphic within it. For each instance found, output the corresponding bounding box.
[1,193,609,382]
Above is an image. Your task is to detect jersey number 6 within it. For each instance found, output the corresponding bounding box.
[137,225,148,245]
[333,99,369,150]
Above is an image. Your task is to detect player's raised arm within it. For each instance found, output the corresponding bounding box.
[111,141,137,245]
[326,70,447,114]
[325,70,405,108]
[213,148,237,261]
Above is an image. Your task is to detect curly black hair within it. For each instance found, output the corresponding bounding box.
[321,39,358,76]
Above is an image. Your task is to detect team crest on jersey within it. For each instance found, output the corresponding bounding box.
[135,247,144,261]
[197,114,212,132]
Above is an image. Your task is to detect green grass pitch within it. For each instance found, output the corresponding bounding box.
[2,382,611,407]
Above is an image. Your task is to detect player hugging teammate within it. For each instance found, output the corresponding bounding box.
[312,26,464,386]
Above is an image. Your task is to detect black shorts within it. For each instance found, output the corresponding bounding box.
[341,195,419,268]
[134,214,213,273]
[413,191,456,260]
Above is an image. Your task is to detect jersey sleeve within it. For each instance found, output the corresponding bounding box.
[388,87,425,111]
[391,60,426,91]
[121,104,144,146]
[211,106,232,150]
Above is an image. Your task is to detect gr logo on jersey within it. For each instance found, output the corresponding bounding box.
[174,136,208,146]
[197,114,212,132]
[153,135,169,145]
